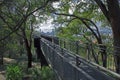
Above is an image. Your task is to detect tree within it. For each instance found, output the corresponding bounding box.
[0,0,50,68]
[94,0,120,74]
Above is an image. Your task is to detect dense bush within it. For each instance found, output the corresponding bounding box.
[6,64,23,80]
[28,66,56,80]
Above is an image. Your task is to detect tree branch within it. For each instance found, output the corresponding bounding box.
[81,20,101,43]
[54,12,102,43]
[94,0,110,22]
[26,0,50,17]
[0,0,50,41]
[0,16,27,41]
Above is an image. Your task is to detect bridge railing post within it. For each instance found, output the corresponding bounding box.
[76,56,81,67]
[91,44,99,64]
[86,43,91,60]
[64,39,66,48]
[68,40,71,50]
[76,41,79,54]
[59,38,61,47]
[99,44,107,68]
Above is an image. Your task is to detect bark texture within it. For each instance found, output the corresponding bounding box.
[107,0,120,73]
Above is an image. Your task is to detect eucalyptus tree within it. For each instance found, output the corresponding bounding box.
[0,0,56,68]
[94,0,120,74]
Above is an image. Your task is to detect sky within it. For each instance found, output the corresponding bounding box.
[36,2,60,33]
[39,19,54,32]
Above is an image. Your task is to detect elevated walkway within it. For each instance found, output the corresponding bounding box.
[40,38,115,80]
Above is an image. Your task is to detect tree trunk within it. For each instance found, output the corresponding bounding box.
[111,20,120,74]
[99,45,107,67]
[82,20,107,67]
[24,38,32,68]
[98,39,107,67]
[107,0,120,73]
[0,54,3,65]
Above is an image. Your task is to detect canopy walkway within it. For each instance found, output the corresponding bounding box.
[34,35,120,80]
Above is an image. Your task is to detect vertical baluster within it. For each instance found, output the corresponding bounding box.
[76,41,79,54]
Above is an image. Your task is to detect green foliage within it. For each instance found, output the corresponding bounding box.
[6,64,23,80]
[27,67,41,80]
[0,0,51,66]
[28,67,55,80]
[40,67,55,80]
[53,0,109,44]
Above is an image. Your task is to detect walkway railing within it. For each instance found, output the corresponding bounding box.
[58,38,116,71]
[40,38,116,80]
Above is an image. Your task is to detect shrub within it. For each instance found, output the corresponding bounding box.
[29,66,56,80]
[6,64,23,80]
[40,66,56,80]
